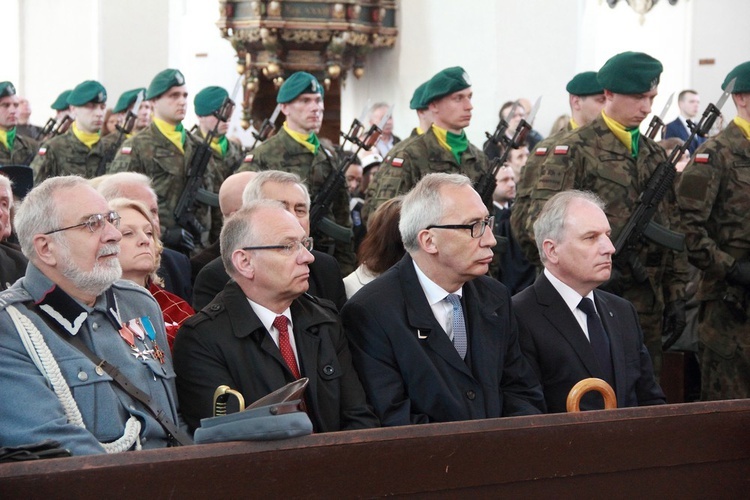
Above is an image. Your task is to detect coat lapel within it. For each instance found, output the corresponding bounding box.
[534,274,602,378]
[594,291,626,402]
[399,255,474,378]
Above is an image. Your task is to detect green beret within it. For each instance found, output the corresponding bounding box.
[51,90,72,110]
[113,88,145,114]
[277,72,323,104]
[597,51,663,94]
[566,71,604,96]
[68,80,107,106]
[147,69,186,100]
[409,81,428,110]
[0,82,17,99]
[194,86,228,116]
[421,66,472,106]
[723,61,750,94]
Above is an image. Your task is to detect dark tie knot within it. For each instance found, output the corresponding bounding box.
[578,297,598,317]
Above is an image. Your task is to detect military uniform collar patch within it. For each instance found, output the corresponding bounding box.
[35,285,120,336]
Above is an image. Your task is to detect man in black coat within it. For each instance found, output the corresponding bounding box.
[192,170,346,311]
[173,201,378,432]
[512,190,665,412]
[342,173,545,426]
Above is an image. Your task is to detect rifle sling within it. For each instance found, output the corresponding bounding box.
[26,302,193,447]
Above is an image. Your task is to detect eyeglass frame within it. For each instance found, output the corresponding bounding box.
[425,215,495,239]
[242,236,314,255]
[44,211,121,235]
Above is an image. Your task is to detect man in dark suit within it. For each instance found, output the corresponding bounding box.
[97,172,193,303]
[173,201,378,432]
[341,173,545,426]
[192,170,346,311]
[664,89,706,155]
[513,190,665,412]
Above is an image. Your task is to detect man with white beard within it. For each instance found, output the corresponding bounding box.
[0,176,187,455]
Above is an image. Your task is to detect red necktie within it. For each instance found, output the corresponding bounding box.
[273,315,301,379]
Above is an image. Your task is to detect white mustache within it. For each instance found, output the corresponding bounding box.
[98,244,120,258]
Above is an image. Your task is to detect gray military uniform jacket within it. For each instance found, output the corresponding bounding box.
[0,263,182,455]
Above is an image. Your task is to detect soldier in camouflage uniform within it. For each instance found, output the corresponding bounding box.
[31,80,108,183]
[193,86,246,242]
[524,52,689,379]
[237,71,355,274]
[108,69,216,255]
[0,82,39,166]
[512,71,606,268]
[676,61,750,400]
[363,67,488,220]
[98,88,153,172]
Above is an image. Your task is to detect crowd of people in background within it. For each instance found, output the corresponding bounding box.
[0,52,748,456]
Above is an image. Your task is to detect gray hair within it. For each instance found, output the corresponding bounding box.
[242,170,310,207]
[15,176,88,259]
[220,199,286,277]
[533,190,606,263]
[399,173,472,252]
[368,102,389,121]
[97,172,155,200]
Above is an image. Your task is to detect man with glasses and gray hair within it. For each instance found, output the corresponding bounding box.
[342,172,545,426]
[0,175,185,455]
[173,200,378,433]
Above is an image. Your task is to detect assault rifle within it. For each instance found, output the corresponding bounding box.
[309,105,392,243]
[475,97,541,209]
[95,90,144,176]
[39,114,72,142]
[482,100,517,157]
[613,78,736,260]
[249,104,281,151]
[173,96,235,242]
[644,92,674,140]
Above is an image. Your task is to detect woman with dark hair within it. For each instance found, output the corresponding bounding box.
[343,196,404,298]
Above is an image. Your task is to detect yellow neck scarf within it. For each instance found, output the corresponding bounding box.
[0,127,12,150]
[283,122,318,154]
[72,122,100,149]
[416,126,425,135]
[153,117,185,153]
[431,124,451,152]
[601,111,639,157]
[734,116,750,141]
[569,118,579,130]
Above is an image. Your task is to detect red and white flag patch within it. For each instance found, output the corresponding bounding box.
[38,147,47,156]
[694,153,710,164]
[391,157,404,167]
[243,154,254,163]
[534,147,548,156]
[120,147,132,155]
[553,145,569,155]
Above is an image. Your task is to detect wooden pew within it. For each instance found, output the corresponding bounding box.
[1,399,748,498]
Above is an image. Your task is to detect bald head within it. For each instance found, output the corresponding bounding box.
[219,171,257,218]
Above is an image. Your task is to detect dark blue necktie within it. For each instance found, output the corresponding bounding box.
[578,297,614,386]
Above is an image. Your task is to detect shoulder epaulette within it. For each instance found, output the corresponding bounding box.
[0,287,33,312]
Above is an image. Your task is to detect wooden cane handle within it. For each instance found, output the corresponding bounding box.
[566,378,617,412]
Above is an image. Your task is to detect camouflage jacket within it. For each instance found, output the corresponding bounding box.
[30,127,107,183]
[511,123,574,267]
[0,132,39,166]
[677,121,750,300]
[533,115,688,302]
[363,126,488,218]
[237,128,355,273]
[107,123,216,241]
